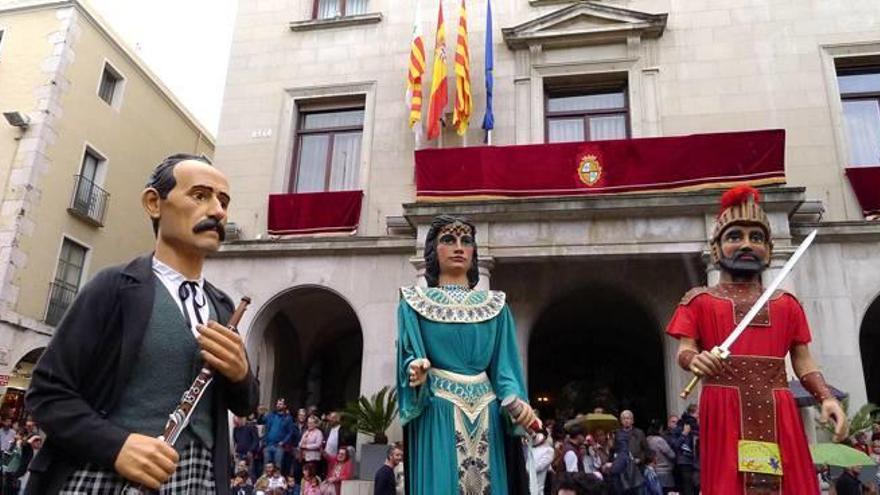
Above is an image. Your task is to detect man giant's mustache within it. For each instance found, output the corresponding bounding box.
[193,217,226,242]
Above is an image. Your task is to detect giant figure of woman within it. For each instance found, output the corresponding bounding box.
[397,215,538,494]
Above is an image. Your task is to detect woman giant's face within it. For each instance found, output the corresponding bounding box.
[436,223,474,279]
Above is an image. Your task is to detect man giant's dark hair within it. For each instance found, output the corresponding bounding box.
[144,153,212,235]
[423,214,480,289]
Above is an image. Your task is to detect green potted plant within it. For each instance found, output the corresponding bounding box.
[341,386,398,480]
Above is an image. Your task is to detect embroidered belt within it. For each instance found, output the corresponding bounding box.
[429,369,497,422]
[704,356,787,495]
[428,368,496,494]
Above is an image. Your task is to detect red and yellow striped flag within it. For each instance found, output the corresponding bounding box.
[406,1,426,129]
[452,0,472,136]
[426,1,448,141]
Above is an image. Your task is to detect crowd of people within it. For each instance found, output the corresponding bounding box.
[0,416,42,495]
[532,406,701,495]
[230,398,405,495]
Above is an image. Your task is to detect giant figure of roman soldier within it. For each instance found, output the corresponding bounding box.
[666,185,848,495]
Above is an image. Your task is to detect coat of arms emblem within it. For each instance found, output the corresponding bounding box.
[577,154,602,186]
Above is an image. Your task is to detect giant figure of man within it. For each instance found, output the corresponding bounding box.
[26,154,259,494]
[666,185,847,495]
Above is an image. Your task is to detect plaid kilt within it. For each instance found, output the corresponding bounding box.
[59,441,215,495]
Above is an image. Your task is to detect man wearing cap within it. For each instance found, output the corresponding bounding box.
[666,185,847,494]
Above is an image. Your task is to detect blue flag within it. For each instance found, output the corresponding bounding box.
[481,0,494,134]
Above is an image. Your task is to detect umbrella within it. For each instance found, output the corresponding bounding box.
[788,380,848,408]
[810,443,876,468]
[565,413,619,434]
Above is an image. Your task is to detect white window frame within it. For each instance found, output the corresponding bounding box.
[96,59,127,110]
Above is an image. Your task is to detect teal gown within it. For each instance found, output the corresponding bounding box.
[397,285,529,495]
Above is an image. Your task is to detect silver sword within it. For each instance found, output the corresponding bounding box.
[680,229,818,399]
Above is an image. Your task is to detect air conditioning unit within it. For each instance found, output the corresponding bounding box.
[224,222,242,241]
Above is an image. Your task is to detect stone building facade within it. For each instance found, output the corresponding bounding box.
[0,0,214,410]
[209,0,880,434]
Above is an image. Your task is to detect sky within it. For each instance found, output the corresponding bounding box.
[86,0,239,136]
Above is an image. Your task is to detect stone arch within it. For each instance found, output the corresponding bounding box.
[860,292,880,405]
[527,282,667,424]
[247,285,363,412]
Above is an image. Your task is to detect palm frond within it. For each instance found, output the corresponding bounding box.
[340,385,398,444]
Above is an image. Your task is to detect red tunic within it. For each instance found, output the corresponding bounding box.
[666,283,819,495]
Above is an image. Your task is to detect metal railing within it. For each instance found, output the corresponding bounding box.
[45,281,77,326]
[68,175,110,226]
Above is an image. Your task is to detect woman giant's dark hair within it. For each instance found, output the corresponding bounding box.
[423,215,480,289]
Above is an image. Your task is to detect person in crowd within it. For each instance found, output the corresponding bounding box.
[25,154,259,494]
[835,466,863,495]
[321,446,353,495]
[374,445,402,495]
[231,470,254,495]
[669,420,697,495]
[616,410,649,467]
[642,451,663,495]
[563,426,587,473]
[0,419,14,454]
[553,472,607,495]
[255,462,287,493]
[234,415,261,476]
[298,414,324,468]
[299,462,321,495]
[589,429,612,475]
[645,420,676,493]
[263,399,295,471]
[533,432,556,494]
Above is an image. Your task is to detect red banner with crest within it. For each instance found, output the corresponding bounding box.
[415,130,786,200]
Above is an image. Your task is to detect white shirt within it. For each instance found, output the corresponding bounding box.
[564,450,579,473]
[324,424,341,457]
[152,257,208,339]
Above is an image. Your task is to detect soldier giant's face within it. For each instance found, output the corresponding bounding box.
[719,224,769,276]
[436,222,475,280]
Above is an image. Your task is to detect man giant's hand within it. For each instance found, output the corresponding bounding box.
[114,433,179,489]
[197,321,249,383]
[821,398,848,443]
[688,350,725,377]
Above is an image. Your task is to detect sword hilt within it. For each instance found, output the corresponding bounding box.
[679,346,729,399]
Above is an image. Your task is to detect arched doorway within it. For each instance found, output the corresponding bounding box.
[254,287,363,412]
[528,285,666,425]
[860,295,880,405]
[1,347,45,422]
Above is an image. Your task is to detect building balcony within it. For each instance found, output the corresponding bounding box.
[67,175,110,226]
[45,281,77,326]
[413,129,786,202]
[267,190,364,236]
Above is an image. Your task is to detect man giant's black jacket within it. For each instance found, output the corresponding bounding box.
[25,254,259,494]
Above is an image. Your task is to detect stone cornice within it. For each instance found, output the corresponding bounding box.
[791,221,880,243]
[213,235,414,258]
[289,12,382,32]
[503,1,667,50]
[404,187,807,225]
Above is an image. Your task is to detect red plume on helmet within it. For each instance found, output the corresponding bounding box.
[718,185,760,217]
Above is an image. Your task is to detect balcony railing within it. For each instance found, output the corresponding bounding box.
[68,175,109,226]
[45,281,77,326]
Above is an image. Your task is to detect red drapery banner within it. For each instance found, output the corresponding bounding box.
[267,190,363,235]
[415,130,786,200]
[845,166,880,217]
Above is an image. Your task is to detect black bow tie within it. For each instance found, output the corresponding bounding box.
[178,281,206,328]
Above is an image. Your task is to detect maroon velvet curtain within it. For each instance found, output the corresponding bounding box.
[415,129,786,200]
[845,166,880,216]
[267,190,364,235]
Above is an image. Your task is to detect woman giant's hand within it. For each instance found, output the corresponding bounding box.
[408,358,431,387]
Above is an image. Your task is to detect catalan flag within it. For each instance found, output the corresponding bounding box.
[426,1,448,141]
[452,0,472,136]
[406,0,426,131]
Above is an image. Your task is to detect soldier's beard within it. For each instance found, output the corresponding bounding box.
[719,250,766,277]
